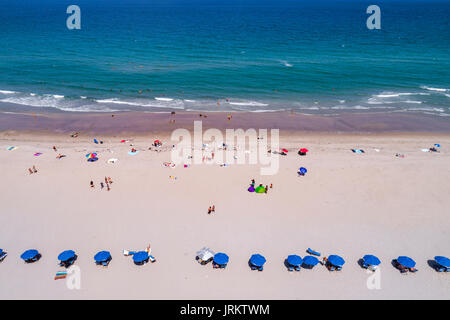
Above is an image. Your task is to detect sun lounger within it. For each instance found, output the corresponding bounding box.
[250,265,258,270]
[328,265,336,271]
[306,248,321,256]
[436,267,446,272]
[258,266,263,271]
[123,250,137,256]
[294,266,301,271]
[336,266,342,271]
[287,266,294,272]
[149,255,156,263]
[0,251,7,262]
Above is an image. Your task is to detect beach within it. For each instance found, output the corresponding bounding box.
[0,111,449,299]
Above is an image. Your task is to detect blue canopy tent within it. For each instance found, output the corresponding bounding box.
[328,255,345,269]
[58,250,75,262]
[21,249,39,262]
[434,256,450,271]
[250,254,266,270]
[287,255,303,267]
[397,256,416,268]
[302,255,319,268]
[363,255,381,266]
[213,253,229,268]
[133,251,149,264]
[94,251,111,265]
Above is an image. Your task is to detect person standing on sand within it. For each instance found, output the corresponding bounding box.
[107,184,110,191]
[90,181,94,188]
[208,207,212,214]
[265,186,268,194]
[270,183,273,189]
[28,168,33,174]
[100,182,104,189]
[251,179,255,187]
[32,166,37,173]
[53,146,57,152]
[212,205,215,213]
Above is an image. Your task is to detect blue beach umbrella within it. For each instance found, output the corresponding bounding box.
[363,255,381,266]
[94,251,111,263]
[328,255,345,267]
[302,255,319,267]
[21,249,39,261]
[133,251,149,263]
[434,256,450,268]
[299,167,307,175]
[213,253,229,265]
[434,144,441,148]
[58,250,75,262]
[250,254,266,267]
[287,255,303,267]
[397,256,416,268]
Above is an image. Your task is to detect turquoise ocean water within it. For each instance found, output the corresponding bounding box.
[0,0,449,116]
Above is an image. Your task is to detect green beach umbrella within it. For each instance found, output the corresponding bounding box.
[255,186,266,193]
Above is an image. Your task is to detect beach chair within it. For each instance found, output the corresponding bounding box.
[399,268,408,274]
[336,266,342,271]
[250,265,258,270]
[436,267,446,272]
[306,248,321,256]
[123,250,136,256]
[0,251,7,262]
[149,255,156,263]
[409,268,418,273]
[287,266,294,272]
[328,265,336,271]
[294,266,301,272]
[258,266,264,271]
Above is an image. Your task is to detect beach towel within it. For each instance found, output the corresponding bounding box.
[107,158,118,164]
[128,151,139,155]
[54,271,67,280]
[421,149,430,152]
[34,152,42,156]
[352,149,365,153]
[6,146,18,151]
[94,139,99,144]
[306,248,321,256]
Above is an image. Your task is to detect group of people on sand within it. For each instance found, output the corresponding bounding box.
[250,179,273,194]
[28,166,38,175]
[90,177,114,191]
[207,205,216,215]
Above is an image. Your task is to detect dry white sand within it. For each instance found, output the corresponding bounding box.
[0,132,449,299]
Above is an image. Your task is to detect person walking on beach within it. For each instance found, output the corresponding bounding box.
[90,181,94,188]
[100,182,104,189]
[270,183,273,189]
[208,206,212,214]
[265,185,268,194]
[251,179,255,187]
[32,166,37,173]
[53,146,57,152]
[212,205,215,213]
[28,168,33,174]
[107,184,110,191]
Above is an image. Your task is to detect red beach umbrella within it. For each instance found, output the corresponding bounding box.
[281,149,288,153]
[299,148,309,153]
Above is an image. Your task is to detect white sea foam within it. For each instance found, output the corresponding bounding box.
[0,90,17,94]
[421,86,448,92]
[228,101,269,107]
[155,97,173,101]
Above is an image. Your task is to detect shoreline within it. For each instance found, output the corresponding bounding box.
[1,109,450,137]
